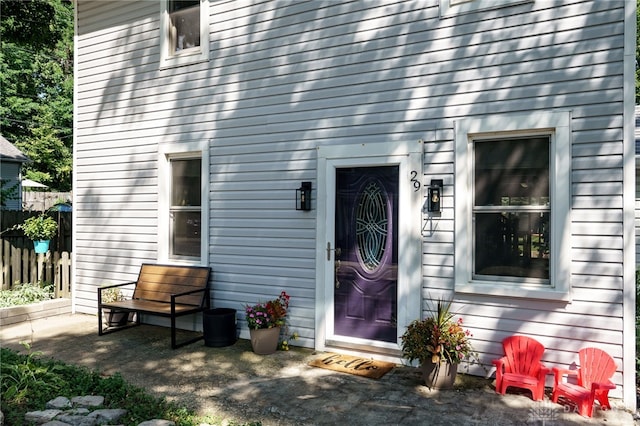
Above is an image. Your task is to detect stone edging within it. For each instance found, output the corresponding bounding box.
[0,298,71,326]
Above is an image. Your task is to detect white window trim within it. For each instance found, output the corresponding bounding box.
[159,0,209,69]
[440,0,533,18]
[158,141,209,265]
[454,111,571,301]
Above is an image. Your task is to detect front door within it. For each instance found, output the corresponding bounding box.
[316,141,423,354]
[334,166,399,342]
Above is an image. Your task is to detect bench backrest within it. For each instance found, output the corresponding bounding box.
[132,264,210,306]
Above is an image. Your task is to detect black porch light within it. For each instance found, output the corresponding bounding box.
[427,179,443,213]
[296,181,312,211]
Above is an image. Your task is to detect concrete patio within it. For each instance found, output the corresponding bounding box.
[1,313,636,426]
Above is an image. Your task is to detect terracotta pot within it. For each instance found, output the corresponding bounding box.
[420,360,458,389]
[249,326,280,355]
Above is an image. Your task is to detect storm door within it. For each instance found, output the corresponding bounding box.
[334,166,399,343]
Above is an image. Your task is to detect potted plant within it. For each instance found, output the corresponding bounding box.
[244,291,290,354]
[19,214,58,253]
[400,298,476,389]
[100,287,129,327]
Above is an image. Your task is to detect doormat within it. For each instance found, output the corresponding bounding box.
[308,353,395,379]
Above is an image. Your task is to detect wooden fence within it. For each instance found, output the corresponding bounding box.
[0,239,72,298]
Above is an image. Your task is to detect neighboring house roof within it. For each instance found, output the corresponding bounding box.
[0,135,29,163]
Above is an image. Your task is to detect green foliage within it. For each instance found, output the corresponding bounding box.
[101,286,125,303]
[0,346,263,426]
[0,0,73,191]
[19,214,57,240]
[0,282,53,308]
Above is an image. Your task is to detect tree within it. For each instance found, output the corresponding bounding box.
[0,0,73,191]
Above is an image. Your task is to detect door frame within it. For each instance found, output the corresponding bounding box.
[315,141,423,356]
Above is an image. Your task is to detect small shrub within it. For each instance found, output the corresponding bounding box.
[19,214,58,241]
[0,282,53,308]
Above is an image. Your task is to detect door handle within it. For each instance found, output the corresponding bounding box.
[326,242,342,260]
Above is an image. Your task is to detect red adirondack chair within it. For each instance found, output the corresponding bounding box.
[551,347,617,417]
[492,335,549,401]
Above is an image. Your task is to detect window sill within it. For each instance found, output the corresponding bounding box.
[440,0,533,18]
[455,280,571,302]
[159,54,208,70]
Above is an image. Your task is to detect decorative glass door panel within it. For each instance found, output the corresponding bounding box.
[334,166,398,343]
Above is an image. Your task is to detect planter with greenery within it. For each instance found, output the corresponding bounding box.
[100,287,129,327]
[19,214,58,253]
[400,298,477,389]
[245,291,290,354]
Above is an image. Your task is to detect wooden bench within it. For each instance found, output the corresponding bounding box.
[98,263,211,349]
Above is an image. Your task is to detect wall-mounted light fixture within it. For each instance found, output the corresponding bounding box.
[427,179,443,213]
[296,181,312,211]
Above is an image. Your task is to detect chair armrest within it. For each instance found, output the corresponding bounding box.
[98,282,136,305]
[492,357,506,369]
[552,366,577,386]
[591,381,616,392]
[537,363,551,378]
[552,366,577,377]
[171,287,207,298]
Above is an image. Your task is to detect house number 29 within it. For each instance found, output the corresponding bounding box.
[410,170,421,192]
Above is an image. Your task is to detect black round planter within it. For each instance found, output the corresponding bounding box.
[203,308,237,347]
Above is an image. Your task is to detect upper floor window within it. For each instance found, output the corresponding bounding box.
[160,0,209,68]
[169,1,200,53]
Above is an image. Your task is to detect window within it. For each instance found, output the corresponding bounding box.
[170,158,201,258]
[455,111,571,300]
[160,0,208,68]
[473,137,550,282]
[159,141,209,264]
[169,1,200,53]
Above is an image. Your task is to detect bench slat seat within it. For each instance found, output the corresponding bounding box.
[98,263,211,349]
[101,300,201,316]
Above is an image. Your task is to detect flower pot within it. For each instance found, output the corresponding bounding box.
[33,240,50,254]
[420,360,458,389]
[104,309,129,327]
[249,326,280,355]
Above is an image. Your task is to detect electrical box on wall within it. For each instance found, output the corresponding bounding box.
[427,179,443,213]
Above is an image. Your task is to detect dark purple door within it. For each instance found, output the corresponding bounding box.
[334,166,398,343]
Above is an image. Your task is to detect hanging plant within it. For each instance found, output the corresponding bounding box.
[19,214,58,241]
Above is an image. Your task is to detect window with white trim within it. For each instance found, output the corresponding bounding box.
[159,142,209,264]
[455,111,571,300]
[160,0,209,68]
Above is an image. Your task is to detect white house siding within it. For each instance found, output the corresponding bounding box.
[74,0,635,406]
